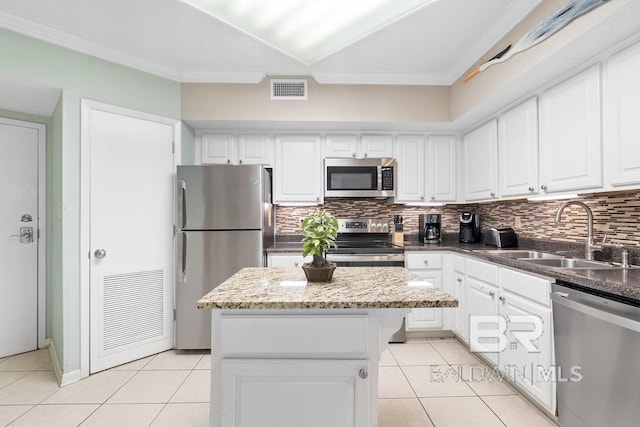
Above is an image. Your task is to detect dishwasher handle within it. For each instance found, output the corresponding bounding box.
[551,291,640,333]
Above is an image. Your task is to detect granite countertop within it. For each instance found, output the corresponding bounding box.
[266,236,640,303]
[197,267,458,310]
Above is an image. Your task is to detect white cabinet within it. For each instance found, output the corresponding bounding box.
[267,253,312,268]
[449,254,467,343]
[466,259,500,366]
[405,253,443,330]
[221,359,371,427]
[539,66,602,194]
[464,257,555,414]
[394,135,425,202]
[427,135,457,202]
[463,120,499,201]
[395,135,457,203]
[201,133,273,166]
[604,41,640,188]
[325,134,358,158]
[361,134,393,158]
[326,134,393,158]
[498,98,539,197]
[498,268,554,413]
[274,135,323,204]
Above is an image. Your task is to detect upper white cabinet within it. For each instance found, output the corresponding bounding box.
[326,134,393,158]
[428,135,457,202]
[394,135,425,202]
[325,134,358,158]
[201,133,233,164]
[274,135,323,204]
[238,135,273,165]
[463,120,499,201]
[604,41,640,188]
[361,134,394,158]
[498,98,539,198]
[395,135,456,203]
[201,133,273,166]
[539,66,602,194]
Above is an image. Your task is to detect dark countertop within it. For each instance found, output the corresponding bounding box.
[267,235,640,304]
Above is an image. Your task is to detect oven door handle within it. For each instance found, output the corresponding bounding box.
[326,254,405,263]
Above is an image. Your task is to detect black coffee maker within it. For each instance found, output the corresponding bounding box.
[419,214,441,244]
[459,212,480,243]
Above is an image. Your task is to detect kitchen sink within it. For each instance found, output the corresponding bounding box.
[520,258,616,269]
[475,250,564,259]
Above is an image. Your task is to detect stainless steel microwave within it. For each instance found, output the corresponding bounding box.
[324,158,396,198]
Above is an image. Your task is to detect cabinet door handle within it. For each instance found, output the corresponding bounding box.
[294,262,299,267]
[227,159,231,164]
[489,291,495,297]
[364,153,368,158]
[359,368,368,379]
[239,159,243,164]
[490,192,496,197]
[540,185,547,191]
[352,152,356,158]
[457,277,462,283]
[528,186,535,192]
[499,296,506,302]
[423,260,429,265]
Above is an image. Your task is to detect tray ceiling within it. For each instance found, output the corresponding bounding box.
[0,0,540,85]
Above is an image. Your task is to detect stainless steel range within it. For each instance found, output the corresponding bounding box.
[326,218,406,342]
[326,218,405,267]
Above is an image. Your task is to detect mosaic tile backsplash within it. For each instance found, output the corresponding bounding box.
[275,191,640,247]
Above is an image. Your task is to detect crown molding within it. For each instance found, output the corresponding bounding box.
[0,10,181,81]
[312,72,451,86]
[180,71,266,84]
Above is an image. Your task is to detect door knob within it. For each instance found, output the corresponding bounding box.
[94,249,107,259]
[10,227,34,243]
[359,368,368,379]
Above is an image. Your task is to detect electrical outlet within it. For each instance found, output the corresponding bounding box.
[514,216,522,228]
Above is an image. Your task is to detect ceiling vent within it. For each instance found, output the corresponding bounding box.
[270,79,307,100]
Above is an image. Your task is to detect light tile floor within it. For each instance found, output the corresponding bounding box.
[0,338,558,426]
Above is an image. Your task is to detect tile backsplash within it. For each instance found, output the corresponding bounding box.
[275,190,640,247]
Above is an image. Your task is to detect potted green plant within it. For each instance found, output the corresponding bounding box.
[301,209,339,282]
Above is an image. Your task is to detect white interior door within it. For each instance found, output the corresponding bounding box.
[87,105,175,373]
[0,118,43,358]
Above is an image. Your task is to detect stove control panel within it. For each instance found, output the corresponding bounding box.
[338,218,390,233]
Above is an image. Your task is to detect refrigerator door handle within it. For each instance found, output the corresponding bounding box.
[181,232,187,282]
[178,179,187,229]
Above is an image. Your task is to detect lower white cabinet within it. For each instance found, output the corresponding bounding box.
[405,252,443,331]
[220,359,370,427]
[267,253,312,268]
[449,254,467,342]
[465,258,555,414]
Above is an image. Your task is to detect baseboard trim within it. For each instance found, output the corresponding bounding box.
[46,339,82,387]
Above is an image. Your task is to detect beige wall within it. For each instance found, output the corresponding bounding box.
[450,0,629,120]
[182,78,450,123]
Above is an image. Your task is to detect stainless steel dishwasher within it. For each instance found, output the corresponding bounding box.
[551,282,640,427]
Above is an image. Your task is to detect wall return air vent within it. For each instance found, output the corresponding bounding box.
[270,79,308,100]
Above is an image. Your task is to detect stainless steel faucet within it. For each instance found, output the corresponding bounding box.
[554,201,606,261]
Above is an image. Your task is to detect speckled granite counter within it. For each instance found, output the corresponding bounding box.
[267,236,640,303]
[197,266,458,310]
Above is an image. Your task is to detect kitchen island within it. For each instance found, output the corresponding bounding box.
[197,266,457,427]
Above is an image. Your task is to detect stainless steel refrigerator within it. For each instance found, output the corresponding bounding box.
[175,165,274,349]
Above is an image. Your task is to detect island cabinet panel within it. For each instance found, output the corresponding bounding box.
[221,359,371,427]
[449,254,467,343]
[267,253,312,268]
[219,314,369,356]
